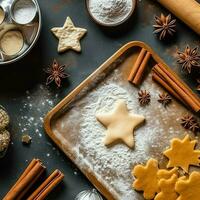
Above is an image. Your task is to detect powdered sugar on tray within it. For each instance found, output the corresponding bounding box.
[52,56,192,200]
[76,76,183,199]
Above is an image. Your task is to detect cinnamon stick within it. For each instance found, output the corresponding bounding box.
[133,52,151,85]
[152,64,200,112]
[152,72,184,104]
[128,48,151,85]
[16,168,45,200]
[128,48,147,82]
[157,63,200,108]
[27,169,64,200]
[155,64,199,111]
[13,159,40,187]
[3,159,45,200]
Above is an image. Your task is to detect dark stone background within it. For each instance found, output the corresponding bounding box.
[0,0,199,199]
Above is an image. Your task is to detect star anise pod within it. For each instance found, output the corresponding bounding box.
[153,13,176,40]
[138,90,151,106]
[180,114,197,129]
[45,59,69,87]
[197,79,200,91]
[158,92,172,107]
[189,122,200,133]
[177,45,200,74]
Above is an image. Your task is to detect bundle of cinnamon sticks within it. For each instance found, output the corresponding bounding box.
[3,159,64,200]
[128,48,200,113]
[152,63,200,112]
[128,48,151,85]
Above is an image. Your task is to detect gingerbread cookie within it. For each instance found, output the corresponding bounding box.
[96,100,145,148]
[132,158,159,199]
[155,174,178,200]
[175,171,200,200]
[163,135,200,173]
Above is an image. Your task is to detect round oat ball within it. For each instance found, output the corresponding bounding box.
[0,129,10,158]
[0,108,10,130]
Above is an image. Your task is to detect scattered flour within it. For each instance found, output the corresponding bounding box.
[17,84,57,139]
[52,58,192,199]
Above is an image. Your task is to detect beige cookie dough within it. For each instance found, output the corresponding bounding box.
[163,135,200,173]
[96,100,145,148]
[175,171,200,200]
[0,30,23,55]
[155,174,178,200]
[51,17,87,53]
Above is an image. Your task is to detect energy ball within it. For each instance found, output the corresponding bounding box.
[0,107,9,130]
[0,129,10,158]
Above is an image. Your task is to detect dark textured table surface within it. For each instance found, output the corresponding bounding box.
[0,0,199,199]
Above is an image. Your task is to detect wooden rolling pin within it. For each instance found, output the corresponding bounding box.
[155,0,200,35]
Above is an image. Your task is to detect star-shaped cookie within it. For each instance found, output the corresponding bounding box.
[163,134,200,173]
[175,171,200,200]
[51,17,87,53]
[96,100,145,148]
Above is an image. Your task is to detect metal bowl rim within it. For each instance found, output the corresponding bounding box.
[0,0,42,65]
[10,0,38,25]
[85,0,136,27]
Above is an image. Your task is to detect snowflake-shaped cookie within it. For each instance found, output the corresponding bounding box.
[163,135,200,173]
[155,174,178,200]
[133,159,178,199]
[175,171,200,200]
[132,158,159,199]
[157,168,178,180]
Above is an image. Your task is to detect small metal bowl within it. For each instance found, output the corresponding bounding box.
[10,0,37,25]
[85,0,136,27]
[0,6,6,25]
[0,30,24,56]
[0,0,41,65]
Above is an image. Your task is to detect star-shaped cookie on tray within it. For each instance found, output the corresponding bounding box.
[96,100,145,148]
[51,17,87,53]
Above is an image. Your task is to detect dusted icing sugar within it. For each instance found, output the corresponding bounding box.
[52,56,192,199]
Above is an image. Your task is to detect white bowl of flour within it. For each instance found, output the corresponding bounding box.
[86,0,136,26]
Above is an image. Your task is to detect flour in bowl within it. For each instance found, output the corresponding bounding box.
[88,0,134,25]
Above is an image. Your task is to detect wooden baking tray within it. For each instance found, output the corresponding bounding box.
[44,41,196,200]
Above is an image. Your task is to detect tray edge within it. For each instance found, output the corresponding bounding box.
[43,40,199,200]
